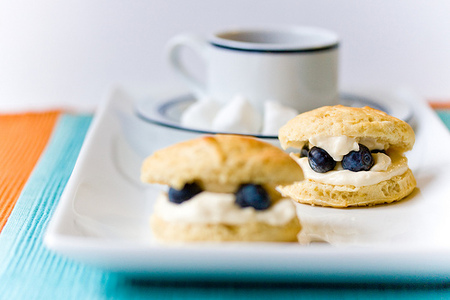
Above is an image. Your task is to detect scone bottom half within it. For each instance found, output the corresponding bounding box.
[277,105,417,208]
[141,134,303,243]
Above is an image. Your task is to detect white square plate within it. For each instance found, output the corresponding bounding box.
[44,85,450,283]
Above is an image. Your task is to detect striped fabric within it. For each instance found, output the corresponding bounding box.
[0,111,60,230]
[0,106,449,299]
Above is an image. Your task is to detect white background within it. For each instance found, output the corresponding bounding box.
[1,0,449,110]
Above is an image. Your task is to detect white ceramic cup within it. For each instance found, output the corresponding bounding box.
[167,26,339,113]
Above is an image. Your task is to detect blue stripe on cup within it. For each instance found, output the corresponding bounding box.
[210,42,339,53]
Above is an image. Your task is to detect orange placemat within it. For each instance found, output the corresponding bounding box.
[429,101,450,110]
[0,111,60,231]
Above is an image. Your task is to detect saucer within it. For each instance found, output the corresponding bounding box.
[135,92,414,139]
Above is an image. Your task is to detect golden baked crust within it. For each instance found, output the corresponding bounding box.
[277,168,416,208]
[278,105,415,152]
[150,214,301,243]
[141,134,303,190]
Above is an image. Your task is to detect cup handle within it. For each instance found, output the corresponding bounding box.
[166,34,208,98]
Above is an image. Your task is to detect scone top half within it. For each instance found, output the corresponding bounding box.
[141,134,303,193]
[279,105,415,153]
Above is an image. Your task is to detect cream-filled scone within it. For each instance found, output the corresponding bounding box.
[277,105,416,208]
[141,134,303,243]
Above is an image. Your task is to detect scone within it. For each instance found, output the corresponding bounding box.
[141,134,303,243]
[277,105,416,208]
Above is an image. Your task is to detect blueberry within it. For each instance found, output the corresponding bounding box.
[300,144,309,158]
[342,144,374,172]
[307,146,336,173]
[371,149,386,154]
[235,184,271,210]
[168,182,202,204]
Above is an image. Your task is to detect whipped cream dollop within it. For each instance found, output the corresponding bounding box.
[180,96,220,129]
[212,95,262,134]
[154,192,297,226]
[262,101,299,136]
[180,95,298,136]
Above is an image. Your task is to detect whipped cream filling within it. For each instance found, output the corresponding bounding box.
[308,136,388,161]
[291,151,408,187]
[154,192,297,226]
[309,136,359,161]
